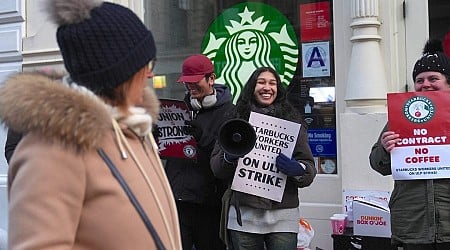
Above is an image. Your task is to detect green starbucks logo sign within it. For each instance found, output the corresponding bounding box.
[201,3,298,103]
[403,96,435,123]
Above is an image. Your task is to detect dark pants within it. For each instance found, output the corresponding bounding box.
[230,230,297,250]
[402,242,450,250]
[176,201,226,250]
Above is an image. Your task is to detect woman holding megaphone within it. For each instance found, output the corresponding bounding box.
[211,67,316,250]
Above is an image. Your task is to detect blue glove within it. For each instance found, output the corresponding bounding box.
[224,153,239,163]
[276,153,305,176]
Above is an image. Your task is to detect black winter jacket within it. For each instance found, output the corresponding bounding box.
[210,106,316,210]
[5,129,22,164]
[370,123,450,245]
[164,84,235,207]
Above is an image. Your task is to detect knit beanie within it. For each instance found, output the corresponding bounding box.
[412,39,450,81]
[46,0,156,93]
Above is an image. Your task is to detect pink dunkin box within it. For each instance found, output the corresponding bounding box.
[353,198,391,238]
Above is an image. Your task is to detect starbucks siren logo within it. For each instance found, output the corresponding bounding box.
[201,3,298,103]
[403,96,435,123]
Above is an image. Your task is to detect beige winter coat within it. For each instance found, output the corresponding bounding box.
[0,72,181,250]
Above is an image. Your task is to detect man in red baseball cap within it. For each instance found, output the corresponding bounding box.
[177,54,217,106]
[166,54,234,250]
[177,54,215,82]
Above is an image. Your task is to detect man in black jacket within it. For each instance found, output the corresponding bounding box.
[164,54,234,250]
[4,129,22,164]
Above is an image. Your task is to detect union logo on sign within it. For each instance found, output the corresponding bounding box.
[403,96,435,124]
[183,145,196,158]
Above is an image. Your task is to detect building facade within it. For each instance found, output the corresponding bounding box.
[0,0,448,249]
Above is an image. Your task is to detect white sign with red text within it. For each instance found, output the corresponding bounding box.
[388,92,450,180]
[353,198,391,238]
[342,189,390,225]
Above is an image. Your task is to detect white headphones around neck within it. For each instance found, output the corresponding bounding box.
[190,88,217,110]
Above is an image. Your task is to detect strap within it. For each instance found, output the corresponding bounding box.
[97,149,166,250]
[231,191,242,226]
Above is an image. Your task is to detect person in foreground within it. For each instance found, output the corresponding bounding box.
[369,39,450,250]
[210,67,316,250]
[0,0,181,249]
[163,54,233,250]
[4,69,62,163]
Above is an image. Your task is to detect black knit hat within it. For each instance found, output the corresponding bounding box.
[47,0,156,93]
[412,39,450,81]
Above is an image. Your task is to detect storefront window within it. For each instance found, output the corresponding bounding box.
[144,0,337,174]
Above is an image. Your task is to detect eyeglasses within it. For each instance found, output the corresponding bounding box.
[148,58,157,72]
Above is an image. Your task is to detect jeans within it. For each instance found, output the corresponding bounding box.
[176,201,225,250]
[230,230,297,250]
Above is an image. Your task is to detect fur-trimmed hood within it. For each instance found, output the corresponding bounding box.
[0,72,160,153]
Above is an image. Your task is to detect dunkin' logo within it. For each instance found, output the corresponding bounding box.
[201,2,298,103]
[356,215,387,226]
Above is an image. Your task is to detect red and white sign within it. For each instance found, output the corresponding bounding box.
[387,91,450,180]
[155,99,197,160]
[299,2,331,42]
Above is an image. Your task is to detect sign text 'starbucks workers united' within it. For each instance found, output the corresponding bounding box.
[201,3,298,103]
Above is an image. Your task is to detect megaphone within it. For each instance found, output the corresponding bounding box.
[218,119,256,158]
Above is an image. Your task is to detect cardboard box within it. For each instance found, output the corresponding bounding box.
[342,189,390,227]
[353,198,391,238]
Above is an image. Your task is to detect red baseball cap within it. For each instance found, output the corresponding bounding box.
[177,54,214,83]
